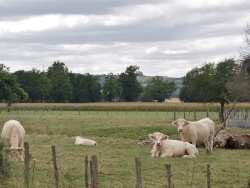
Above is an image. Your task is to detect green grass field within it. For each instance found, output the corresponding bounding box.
[0,103,250,188]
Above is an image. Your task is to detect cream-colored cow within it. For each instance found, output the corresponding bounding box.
[72,136,97,146]
[148,132,198,158]
[172,117,215,154]
[1,120,25,162]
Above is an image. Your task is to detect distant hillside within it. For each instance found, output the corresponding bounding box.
[96,74,183,97]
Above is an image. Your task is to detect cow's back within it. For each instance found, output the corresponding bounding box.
[182,117,215,142]
[161,139,187,157]
[1,120,25,141]
[197,117,215,133]
[193,118,215,141]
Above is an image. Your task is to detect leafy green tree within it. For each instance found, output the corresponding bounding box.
[141,76,176,102]
[69,73,101,103]
[118,65,143,102]
[102,73,121,102]
[47,61,72,102]
[179,58,238,122]
[14,69,51,102]
[0,64,28,111]
[47,60,69,78]
[226,58,250,101]
[228,22,250,101]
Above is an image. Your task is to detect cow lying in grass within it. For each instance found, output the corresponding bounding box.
[172,117,215,154]
[1,119,25,162]
[72,136,97,146]
[148,132,198,158]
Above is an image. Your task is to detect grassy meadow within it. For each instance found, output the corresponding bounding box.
[0,102,250,188]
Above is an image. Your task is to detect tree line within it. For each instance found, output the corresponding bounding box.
[0,62,176,107]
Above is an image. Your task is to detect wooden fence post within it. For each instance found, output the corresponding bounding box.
[90,159,93,187]
[24,142,30,188]
[135,156,142,188]
[91,155,98,188]
[51,146,59,188]
[207,164,211,188]
[84,155,89,188]
[166,164,174,188]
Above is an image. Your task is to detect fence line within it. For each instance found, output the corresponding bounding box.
[1,144,249,187]
[0,109,221,121]
[19,144,246,187]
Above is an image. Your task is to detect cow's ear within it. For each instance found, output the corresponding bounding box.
[162,135,169,140]
[185,121,190,126]
[148,134,156,140]
[172,121,178,126]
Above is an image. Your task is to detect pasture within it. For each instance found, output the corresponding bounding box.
[0,103,250,188]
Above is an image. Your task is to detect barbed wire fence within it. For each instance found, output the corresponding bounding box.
[0,107,221,122]
[1,142,249,188]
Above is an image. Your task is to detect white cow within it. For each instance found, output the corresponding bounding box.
[172,117,215,154]
[1,119,25,162]
[72,136,97,146]
[148,132,198,158]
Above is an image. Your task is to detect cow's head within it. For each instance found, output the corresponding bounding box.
[148,132,169,147]
[9,147,24,162]
[172,118,190,132]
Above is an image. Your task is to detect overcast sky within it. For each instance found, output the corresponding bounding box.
[0,0,249,77]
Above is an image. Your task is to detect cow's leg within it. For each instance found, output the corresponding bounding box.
[160,152,173,158]
[18,138,24,162]
[18,149,24,162]
[204,140,211,154]
[184,147,196,158]
[208,135,214,153]
[183,154,195,158]
[191,140,197,147]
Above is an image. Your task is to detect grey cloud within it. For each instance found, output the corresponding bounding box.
[0,0,165,17]
[1,0,249,77]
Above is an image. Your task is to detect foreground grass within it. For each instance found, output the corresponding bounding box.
[0,110,249,187]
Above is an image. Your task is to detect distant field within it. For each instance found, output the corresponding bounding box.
[1,102,250,112]
[0,103,250,187]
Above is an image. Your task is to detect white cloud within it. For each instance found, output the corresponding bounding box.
[146,46,159,54]
[0,14,90,33]
[0,0,249,77]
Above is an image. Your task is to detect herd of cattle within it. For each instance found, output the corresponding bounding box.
[1,117,216,162]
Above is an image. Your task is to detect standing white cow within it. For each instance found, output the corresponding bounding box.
[172,117,215,154]
[1,119,25,162]
[148,132,198,158]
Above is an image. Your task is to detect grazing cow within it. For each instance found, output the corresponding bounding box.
[1,119,25,162]
[172,117,215,154]
[72,136,97,146]
[148,132,198,158]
